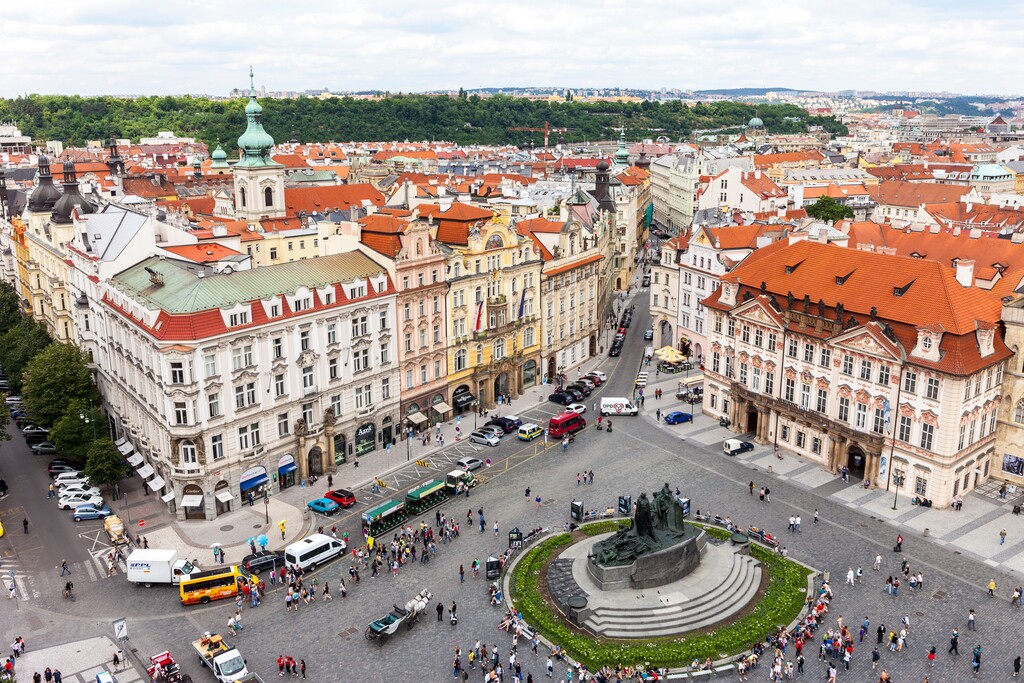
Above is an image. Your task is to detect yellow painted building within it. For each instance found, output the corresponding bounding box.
[439,216,543,413]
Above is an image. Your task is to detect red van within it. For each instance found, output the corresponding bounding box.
[548,412,586,438]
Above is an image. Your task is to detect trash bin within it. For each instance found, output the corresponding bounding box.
[923,528,930,537]
[823,570,830,583]
[485,556,500,580]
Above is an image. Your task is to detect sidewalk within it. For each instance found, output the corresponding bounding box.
[15,637,144,683]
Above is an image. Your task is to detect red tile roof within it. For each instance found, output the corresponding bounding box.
[271,154,312,169]
[752,151,825,169]
[283,184,385,215]
[417,202,495,246]
[870,181,971,208]
[163,243,242,262]
[709,224,770,249]
[358,213,411,258]
[544,253,604,277]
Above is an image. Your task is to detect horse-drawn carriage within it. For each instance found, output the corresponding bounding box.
[364,589,432,645]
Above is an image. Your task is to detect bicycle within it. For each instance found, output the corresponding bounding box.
[63,587,75,601]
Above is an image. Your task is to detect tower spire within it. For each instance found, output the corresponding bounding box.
[249,65,255,95]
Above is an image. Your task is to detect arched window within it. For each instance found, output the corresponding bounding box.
[1015,399,1024,424]
[239,186,247,208]
[476,344,483,365]
[181,440,198,465]
[523,326,535,347]
[493,338,505,360]
[264,186,273,207]
[454,349,467,372]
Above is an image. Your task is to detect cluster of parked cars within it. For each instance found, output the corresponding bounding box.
[548,371,605,406]
[306,487,358,516]
[48,460,113,520]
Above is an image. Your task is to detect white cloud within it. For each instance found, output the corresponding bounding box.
[1,0,1020,96]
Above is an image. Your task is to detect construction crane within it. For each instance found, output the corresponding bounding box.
[507,121,569,149]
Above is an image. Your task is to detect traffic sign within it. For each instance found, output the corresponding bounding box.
[137,520,145,527]
[112,617,128,641]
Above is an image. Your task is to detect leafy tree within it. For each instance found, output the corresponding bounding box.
[0,283,22,336]
[805,196,855,223]
[49,399,103,461]
[22,343,96,427]
[0,319,52,394]
[83,438,127,490]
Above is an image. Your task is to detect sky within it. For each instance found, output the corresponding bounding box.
[4,0,1021,97]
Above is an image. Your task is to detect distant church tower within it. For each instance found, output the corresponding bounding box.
[233,68,285,220]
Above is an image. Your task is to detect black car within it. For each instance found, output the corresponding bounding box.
[485,416,521,434]
[566,383,591,397]
[548,392,573,406]
[25,432,49,445]
[609,345,622,357]
[563,387,585,401]
[243,550,284,574]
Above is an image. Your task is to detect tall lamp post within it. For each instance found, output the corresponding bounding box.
[892,472,905,510]
[79,411,98,441]
[405,421,413,462]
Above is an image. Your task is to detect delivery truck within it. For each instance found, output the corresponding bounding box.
[127,549,200,587]
[192,633,249,683]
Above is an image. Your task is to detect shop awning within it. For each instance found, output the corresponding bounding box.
[137,464,154,479]
[115,436,128,447]
[147,476,166,492]
[408,411,428,425]
[278,462,297,475]
[432,401,453,414]
[161,490,176,503]
[117,441,135,456]
[239,473,269,492]
[126,453,144,467]
[180,494,203,507]
[215,490,235,503]
[452,391,476,409]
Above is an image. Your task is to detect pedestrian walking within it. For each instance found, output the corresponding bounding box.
[300,660,305,679]
[950,628,960,655]
[493,521,499,536]
[1014,654,1021,677]
[437,601,444,622]
[1001,528,1008,545]
[814,509,819,523]
[874,554,882,571]
[749,481,755,496]
[973,644,983,674]
[846,567,855,586]
[928,646,936,666]
[459,565,465,583]
[988,579,997,597]
[60,560,70,577]
[968,609,976,630]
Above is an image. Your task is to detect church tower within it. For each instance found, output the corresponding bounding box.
[233,68,285,220]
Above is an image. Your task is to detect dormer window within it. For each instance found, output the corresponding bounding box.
[229,311,249,326]
[922,337,933,351]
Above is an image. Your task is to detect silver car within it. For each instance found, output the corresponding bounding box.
[469,431,500,447]
[58,493,104,510]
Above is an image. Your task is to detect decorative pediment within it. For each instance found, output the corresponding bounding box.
[834,330,898,360]
[784,366,798,380]
[815,376,830,390]
[855,389,871,404]
[764,361,776,372]
[297,350,320,368]
[898,402,916,418]
[800,369,814,383]
[234,368,261,382]
[732,296,784,330]
[738,351,750,363]
[838,384,853,398]
[921,409,939,426]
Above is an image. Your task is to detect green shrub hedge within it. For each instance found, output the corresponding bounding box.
[509,527,812,670]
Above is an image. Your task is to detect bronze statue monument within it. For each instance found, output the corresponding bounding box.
[593,484,687,567]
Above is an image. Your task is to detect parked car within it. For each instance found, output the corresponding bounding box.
[724,439,755,456]
[31,442,59,455]
[567,403,587,415]
[72,504,113,522]
[242,549,285,574]
[566,383,591,397]
[58,493,104,510]
[25,432,49,445]
[609,344,623,357]
[469,430,501,447]
[478,424,505,438]
[48,464,81,478]
[585,371,607,382]
[307,497,340,515]
[664,411,694,425]
[485,416,521,434]
[456,456,484,472]
[21,425,49,436]
[59,484,102,498]
[644,328,654,340]
[582,373,603,386]
[324,489,357,508]
[576,378,596,391]
[642,275,651,287]
[548,392,573,406]
[561,387,584,401]
[517,424,544,441]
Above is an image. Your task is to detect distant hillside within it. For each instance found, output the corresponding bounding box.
[695,87,805,97]
[0,94,847,147]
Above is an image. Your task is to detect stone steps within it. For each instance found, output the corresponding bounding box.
[583,553,761,638]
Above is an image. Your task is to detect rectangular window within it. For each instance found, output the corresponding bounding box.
[272,337,283,360]
[208,392,220,418]
[855,403,867,430]
[765,372,774,396]
[800,384,810,410]
[727,319,735,337]
[381,345,391,365]
[819,348,831,368]
[405,333,412,352]
[435,360,441,378]
[914,477,928,496]
[816,388,827,413]
[753,329,764,348]
[926,377,940,400]
[211,435,224,460]
[920,423,934,451]
[714,315,723,334]
[237,426,250,451]
[841,355,853,375]
[330,394,342,418]
[959,424,966,451]
[302,366,314,390]
[355,384,373,409]
[406,369,414,388]
[327,324,337,345]
[380,310,388,331]
[234,384,245,409]
[784,378,795,403]
[229,311,249,327]
[811,437,821,455]
[403,303,411,321]
[420,365,428,384]
[382,377,391,399]
[739,363,748,385]
[174,401,188,425]
[751,366,761,391]
[274,374,285,397]
[353,348,370,372]
[796,431,806,448]
[351,316,368,338]
[898,415,912,442]
[838,396,850,422]
[741,325,750,343]
[803,343,814,363]
[204,353,217,378]
[300,330,310,352]
[712,351,721,374]
[249,421,261,446]
[878,365,890,386]
[873,408,885,434]
[903,371,917,393]
[328,357,338,380]
[860,360,873,381]
[232,347,243,371]
[767,332,777,351]
[278,413,289,437]
[170,362,185,385]
[787,339,798,358]
[781,425,790,442]
[302,402,313,425]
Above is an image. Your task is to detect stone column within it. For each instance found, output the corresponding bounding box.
[323,408,337,473]
[829,438,842,473]
[294,418,309,482]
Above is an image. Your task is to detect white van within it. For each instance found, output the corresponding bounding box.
[283,533,345,571]
[600,397,639,416]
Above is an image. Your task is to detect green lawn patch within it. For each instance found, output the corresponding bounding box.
[510,523,812,670]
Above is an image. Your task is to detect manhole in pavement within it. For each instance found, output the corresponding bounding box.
[915,611,925,617]
[541,499,555,506]
[220,525,234,532]
[933,591,947,599]
[954,551,961,555]
[253,524,262,529]
[337,627,359,639]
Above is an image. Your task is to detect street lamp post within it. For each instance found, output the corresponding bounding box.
[892,472,905,510]
[263,491,270,524]
[405,423,412,462]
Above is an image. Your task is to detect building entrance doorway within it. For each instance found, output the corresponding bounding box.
[847,445,866,479]
[745,406,758,436]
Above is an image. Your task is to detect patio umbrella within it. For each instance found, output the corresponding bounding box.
[209,542,222,548]
[257,535,269,549]
[655,346,685,363]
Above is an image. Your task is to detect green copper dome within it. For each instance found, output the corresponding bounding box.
[212,144,227,161]
[614,128,629,165]
[236,68,277,167]
[748,117,764,129]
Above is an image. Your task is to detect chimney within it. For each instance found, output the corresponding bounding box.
[754,169,761,180]
[955,259,975,287]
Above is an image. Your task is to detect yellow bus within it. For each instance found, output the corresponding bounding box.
[179,565,255,605]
